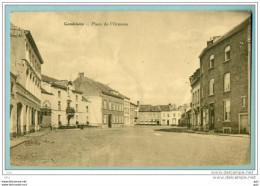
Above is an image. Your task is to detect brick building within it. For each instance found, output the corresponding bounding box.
[10,23,43,137]
[41,75,91,128]
[73,73,125,128]
[199,16,251,133]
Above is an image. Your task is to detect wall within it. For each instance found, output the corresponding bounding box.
[200,24,250,133]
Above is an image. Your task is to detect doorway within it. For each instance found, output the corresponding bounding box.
[108,114,112,128]
[209,104,215,130]
[239,114,249,134]
[17,102,23,136]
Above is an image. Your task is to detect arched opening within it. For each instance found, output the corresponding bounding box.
[16,102,23,136]
[10,105,13,134]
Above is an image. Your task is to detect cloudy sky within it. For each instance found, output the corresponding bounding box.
[11,10,250,106]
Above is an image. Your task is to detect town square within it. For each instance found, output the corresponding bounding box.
[9,10,251,167]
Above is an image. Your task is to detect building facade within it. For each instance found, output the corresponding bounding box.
[73,73,125,128]
[159,104,181,126]
[124,97,131,126]
[189,68,201,130]
[41,75,91,128]
[10,23,43,137]
[137,105,161,125]
[199,17,251,133]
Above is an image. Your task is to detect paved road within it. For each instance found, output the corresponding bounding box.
[10,126,250,167]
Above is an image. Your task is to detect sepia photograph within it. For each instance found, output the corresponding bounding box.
[8,9,252,168]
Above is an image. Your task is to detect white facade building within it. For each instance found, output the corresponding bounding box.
[41,75,91,128]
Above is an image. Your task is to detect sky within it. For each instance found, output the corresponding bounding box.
[10,11,250,106]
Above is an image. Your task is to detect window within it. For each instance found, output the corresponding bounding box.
[86,106,89,113]
[167,113,169,117]
[241,96,246,107]
[58,101,61,110]
[76,104,78,112]
[109,101,111,110]
[86,116,89,122]
[225,45,231,61]
[103,100,107,109]
[224,100,231,121]
[76,115,78,121]
[173,113,175,117]
[11,82,14,93]
[76,95,78,101]
[104,115,107,124]
[201,87,204,98]
[209,54,214,68]
[58,91,61,98]
[224,73,230,92]
[209,79,214,96]
[58,115,61,124]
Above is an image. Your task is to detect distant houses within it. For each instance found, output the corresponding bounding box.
[137,104,181,125]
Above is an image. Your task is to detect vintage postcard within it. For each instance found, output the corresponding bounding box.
[7,6,255,171]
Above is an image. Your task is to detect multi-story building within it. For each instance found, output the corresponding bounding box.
[159,104,181,126]
[41,75,91,128]
[137,105,161,125]
[189,68,201,130]
[73,73,124,128]
[130,102,135,126]
[199,17,251,133]
[10,23,43,137]
[124,97,131,126]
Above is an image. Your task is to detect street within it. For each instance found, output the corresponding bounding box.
[10,126,250,167]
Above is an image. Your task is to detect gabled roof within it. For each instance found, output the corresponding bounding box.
[42,74,82,94]
[159,105,171,112]
[82,96,90,102]
[41,87,53,95]
[74,75,125,99]
[139,105,161,112]
[10,23,44,64]
[42,74,59,83]
[199,16,251,58]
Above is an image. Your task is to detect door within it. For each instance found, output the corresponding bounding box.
[240,114,249,134]
[209,105,215,130]
[108,114,112,128]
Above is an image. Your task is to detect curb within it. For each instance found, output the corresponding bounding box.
[10,130,52,149]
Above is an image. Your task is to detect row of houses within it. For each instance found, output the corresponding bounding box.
[9,23,139,137]
[188,16,251,134]
[137,104,181,126]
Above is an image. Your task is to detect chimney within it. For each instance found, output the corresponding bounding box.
[79,72,84,79]
[207,40,213,46]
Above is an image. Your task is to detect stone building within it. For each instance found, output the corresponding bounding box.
[10,23,43,137]
[137,105,161,125]
[189,68,201,130]
[41,75,91,128]
[159,104,181,126]
[73,73,125,128]
[199,16,251,133]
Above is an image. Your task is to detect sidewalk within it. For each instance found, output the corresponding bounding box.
[185,129,250,138]
[10,129,52,149]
